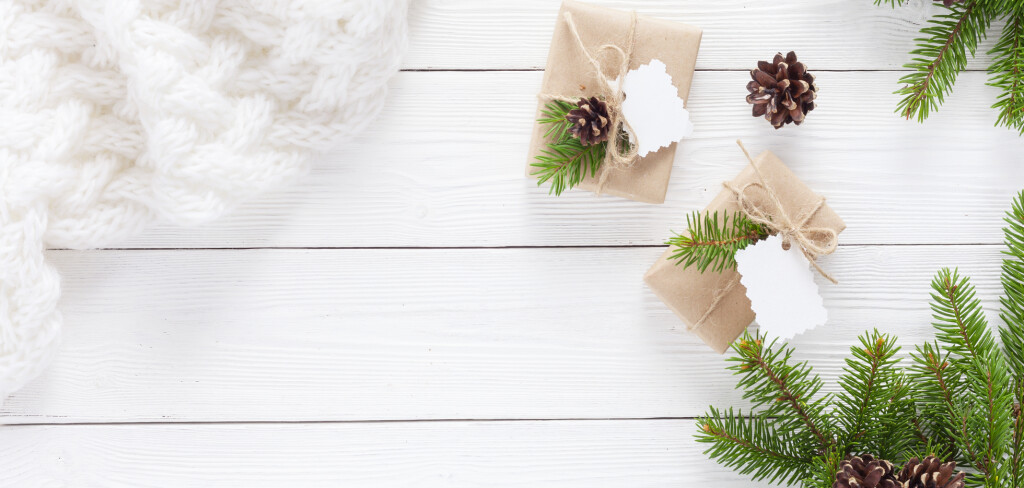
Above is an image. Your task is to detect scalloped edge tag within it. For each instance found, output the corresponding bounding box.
[734,235,827,341]
[620,59,693,157]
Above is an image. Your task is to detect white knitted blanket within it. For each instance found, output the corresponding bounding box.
[0,0,409,402]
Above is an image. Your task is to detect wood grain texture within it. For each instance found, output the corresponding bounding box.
[0,420,772,487]
[0,245,1005,423]
[8,2,1024,486]
[405,0,997,71]
[118,70,1024,249]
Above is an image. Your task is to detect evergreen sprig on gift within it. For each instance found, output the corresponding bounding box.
[874,0,1024,133]
[666,211,771,273]
[531,100,605,196]
[696,190,1024,488]
[531,98,633,195]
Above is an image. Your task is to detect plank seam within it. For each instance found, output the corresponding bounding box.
[399,68,994,73]
[46,243,1006,251]
[1,417,706,428]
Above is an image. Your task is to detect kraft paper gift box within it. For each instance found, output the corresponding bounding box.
[526,0,702,204]
[643,151,847,353]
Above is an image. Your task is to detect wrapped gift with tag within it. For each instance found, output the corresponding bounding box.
[527,0,702,203]
[644,143,846,353]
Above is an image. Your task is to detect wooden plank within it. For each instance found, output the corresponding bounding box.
[0,420,772,487]
[119,70,1024,249]
[405,0,997,71]
[0,245,1005,423]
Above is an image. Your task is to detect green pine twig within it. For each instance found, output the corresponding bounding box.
[1010,378,1024,488]
[999,190,1024,487]
[533,100,598,194]
[699,330,926,487]
[834,331,918,462]
[697,407,813,486]
[928,268,993,362]
[895,1,996,122]
[878,1,1024,132]
[917,268,1014,486]
[1000,190,1024,379]
[805,447,847,488]
[531,100,605,196]
[730,334,833,450]
[532,137,605,196]
[666,211,770,273]
[990,9,1024,138]
[538,99,575,141]
[909,340,964,463]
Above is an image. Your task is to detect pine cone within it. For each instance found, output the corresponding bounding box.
[937,0,963,6]
[746,51,817,129]
[566,96,611,146]
[833,454,899,488]
[897,457,966,488]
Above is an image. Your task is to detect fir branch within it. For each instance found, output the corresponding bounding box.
[961,351,1014,487]
[925,268,1014,487]
[696,407,813,486]
[538,99,575,141]
[894,1,996,122]
[988,8,1024,133]
[877,1,1024,132]
[910,341,965,462]
[930,268,992,362]
[530,100,605,196]
[834,330,917,461]
[531,137,605,196]
[1000,190,1024,488]
[1001,190,1024,379]
[910,339,1002,479]
[835,331,895,446]
[666,211,770,273]
[730,333,833,449]
[1011,380,1024,488]
[805,447,845,488]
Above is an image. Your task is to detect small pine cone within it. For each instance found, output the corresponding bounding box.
[897,457,966,488]
[938,0,963,6]
[833,454,899,488]
[566,96,611,146]
[746,51,817,129]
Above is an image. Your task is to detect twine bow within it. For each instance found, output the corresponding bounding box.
[725,140,839,284]
[691,140,838,333]
[539,11,641,190]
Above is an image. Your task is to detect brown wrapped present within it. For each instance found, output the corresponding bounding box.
[526,0,702,204]
[644,150,846,353]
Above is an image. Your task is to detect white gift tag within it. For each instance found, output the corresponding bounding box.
[620,59,693,157]
[734,235,827,342]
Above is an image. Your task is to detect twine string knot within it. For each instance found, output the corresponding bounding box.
[692,141,839,332]
[726,140,839,284]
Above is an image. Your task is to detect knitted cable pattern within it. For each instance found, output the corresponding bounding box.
[0,0,409,402]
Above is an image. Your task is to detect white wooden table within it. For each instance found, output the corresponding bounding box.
[3,1,1023,486]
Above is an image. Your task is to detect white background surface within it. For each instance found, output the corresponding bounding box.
[3,0,1024,486]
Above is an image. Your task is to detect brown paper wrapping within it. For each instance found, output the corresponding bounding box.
[526,1,702,204]
[644,151,846,353]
